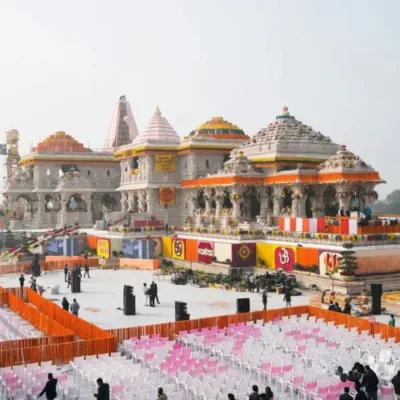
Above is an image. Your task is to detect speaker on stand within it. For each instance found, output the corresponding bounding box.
[371,284,382,315]
[123,285,136,315]
[175,301,190,321]
[236,298,250,314]
[71,269,81,293]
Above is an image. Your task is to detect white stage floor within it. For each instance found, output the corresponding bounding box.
[0,269,313,330]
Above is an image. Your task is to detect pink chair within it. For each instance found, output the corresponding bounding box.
[173,343,182,350]
[298,381,317,400]
[287,375,304,398]
[380,385,395,400]
[111,385,124,397]
[311,385,329,400]
[326,394,338,400]
[217,364,228,373]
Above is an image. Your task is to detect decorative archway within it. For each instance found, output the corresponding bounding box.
[15,195,33,219]
[244,187,260,219]
[67,194,87,212]
[323,186,338,217]
[102,194,118,211]
[282,186,293,212]
[350,186,366,212]
[44,195,54,212]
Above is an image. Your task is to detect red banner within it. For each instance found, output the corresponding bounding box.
[232,243,256,268]
[197,241,213,264]
[274,247,295,271]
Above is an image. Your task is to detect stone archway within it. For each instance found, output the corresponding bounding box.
[350,186,366,212]
[323,186,338,217]
[44,195,54,212]
[15,195,33,219]
[102,194,118,212]
[67,194,87,212]
[244,187,260,219]
[282,186,293,213]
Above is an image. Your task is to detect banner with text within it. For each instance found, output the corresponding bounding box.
[97,239,110,259]
[197,241,214,264]
[155,155,176,172]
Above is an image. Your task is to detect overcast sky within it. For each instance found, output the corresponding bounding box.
[0,0,399,197]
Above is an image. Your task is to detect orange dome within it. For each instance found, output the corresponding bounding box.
[32,131,92,153]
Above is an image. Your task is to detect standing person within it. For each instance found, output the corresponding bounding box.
[360,365,379,400]
[70,299,80,316]
[249,385,259,400]
[389,314,396,327]
[339,387,354,400]
[84,262,90,278]
[67,270,72,288]
[249,274,255,293]
[354,387,368,400]
[283,288,291,307]
[61,297,69,312]
[152,281,160,304]
[262,289,268,311]
[38,373,58,400]
[31,278,37,292]
[149,282,156,307]
[64,264,68,282]
[19,274,25,290]
[391,370,400,400]
[157,387,168,400]
[94,378,110,400]
[260,386,274,400]
[143,283,149,306]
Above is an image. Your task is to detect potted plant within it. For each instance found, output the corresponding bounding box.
[338,242,358,281]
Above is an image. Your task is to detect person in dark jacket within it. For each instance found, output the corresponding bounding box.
[61,297,69,312]
[249,385,260,400]
[84,263,90,278]
[339,387,353,400]
[328,301,336,311]
[283,289,291,307]
[343,303,352,314]
[152,281,160,304]
[39,373,58,400]
[360,365,379,400]
[19,274,25,289]
[94,378,110,400]
[262,289,268,311]
[336,366,348,382]
[391,370,400,399]
[149,282,156,307]
[354,386,368,400]
[64,264,68,282]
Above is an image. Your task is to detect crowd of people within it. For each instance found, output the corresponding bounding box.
[64,262,91,288]
[61,297,80,316]
[143,281,160,307]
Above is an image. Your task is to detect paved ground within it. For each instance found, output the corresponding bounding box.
[0,269,311,330]
[0,269,395,329]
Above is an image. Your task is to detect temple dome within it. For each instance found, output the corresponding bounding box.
[318,145,373,171]
[246,106,333,145]
[32,131,92,153]
[190,116,246,138]
[133,107,179,145]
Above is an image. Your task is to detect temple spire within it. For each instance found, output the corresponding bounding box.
[104,95,139,150]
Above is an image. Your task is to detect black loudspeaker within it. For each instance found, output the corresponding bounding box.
[175,301,190,321]
[71,270,81,293]
[237,298,250,314]
[371,284,382,315]
[123,285,136,315]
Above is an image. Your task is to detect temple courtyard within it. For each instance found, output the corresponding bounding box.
[0,269,314,330]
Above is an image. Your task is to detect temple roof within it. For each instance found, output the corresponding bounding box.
[190,116,246,139]
[132,107,180,145]
[318,145,375,172]
[32,131,92,153]
[247,106,333,146]
[104,95,139,149]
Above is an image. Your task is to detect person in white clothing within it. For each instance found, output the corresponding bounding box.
[143,283,149,306]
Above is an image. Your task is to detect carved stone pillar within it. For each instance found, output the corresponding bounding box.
[203,188,213,216]
[121,193,128,212]
[146,189,156,215]
[231,187,244,220]
[60,196,68,226]
[257,187,269,218]
[84,195,93,224]
[292,186,306,217]
[138,190,147,213]
[272,186,283,217]
[214,188,224,218]
[188,189,199,216]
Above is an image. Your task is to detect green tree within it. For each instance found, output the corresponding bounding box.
[339,242,359,276]
[373,189,400,214]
